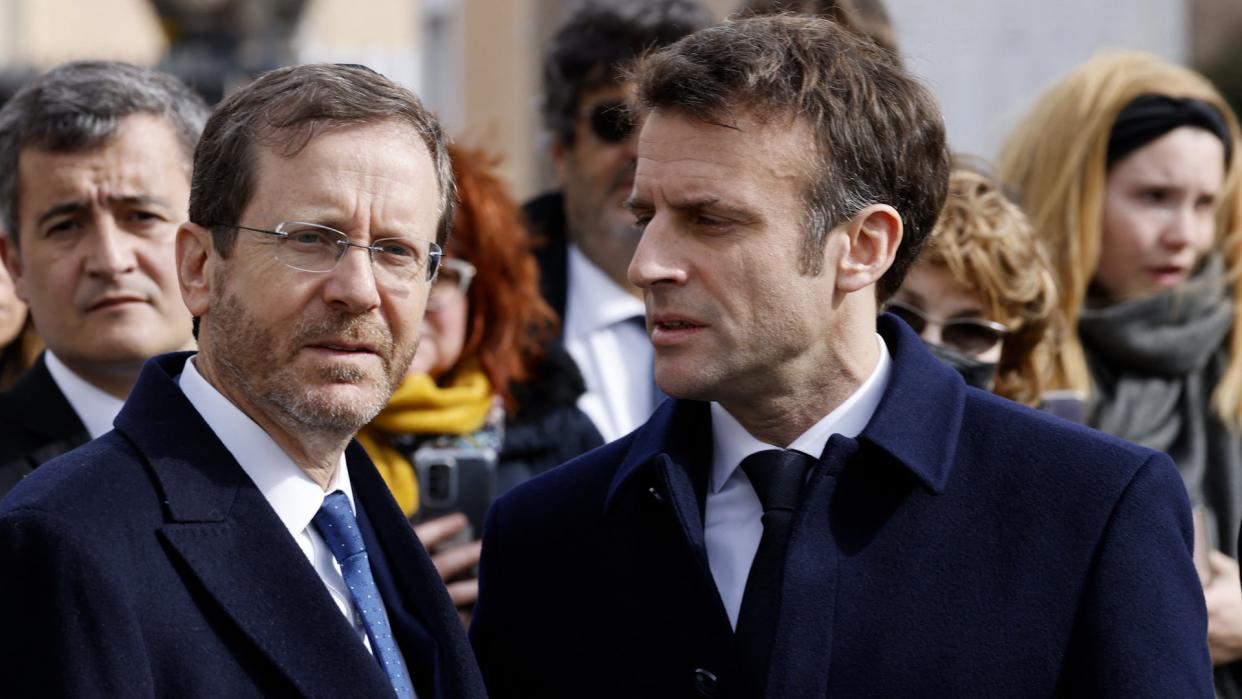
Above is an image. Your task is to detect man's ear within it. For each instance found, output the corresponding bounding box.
[177,222,214,317]
[835,204,903,294]
[0,233,26,303]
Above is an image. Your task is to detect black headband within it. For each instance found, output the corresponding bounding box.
[1107,94,1233,168]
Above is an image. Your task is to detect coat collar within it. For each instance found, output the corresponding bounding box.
[113,352,406,697]
[2,351,89,446]
[604,313,964,510]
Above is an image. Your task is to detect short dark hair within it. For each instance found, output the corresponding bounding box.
[631,15,949,300]
[738,0,899,56]
[542,0,714,146]
[189,63,455,254]
[0,60,208,246]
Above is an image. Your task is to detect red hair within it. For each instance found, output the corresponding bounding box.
[446,144,557,411]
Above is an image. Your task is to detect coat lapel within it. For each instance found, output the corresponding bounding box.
[349,441,487,699]
[604,400,739,677]
[116,353,395,698]
[3,353,90,466]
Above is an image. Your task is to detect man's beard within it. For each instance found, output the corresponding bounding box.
[205,288,412,438]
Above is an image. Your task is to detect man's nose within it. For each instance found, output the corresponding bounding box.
[323,243,382,313]
[84,217,137,277]
[627,214,686,290]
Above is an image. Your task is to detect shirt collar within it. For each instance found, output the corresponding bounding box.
[564,244,647,338]
[709,334,892,493]
[43,350,127,439]
[177,354,355,536]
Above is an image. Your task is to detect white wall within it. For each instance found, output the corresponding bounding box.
[887,0,1188,162]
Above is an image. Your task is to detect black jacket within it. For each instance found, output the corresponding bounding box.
[524,191,572,329]
[0,353,89,499]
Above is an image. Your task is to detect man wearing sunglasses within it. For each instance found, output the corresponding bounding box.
[0,65,486,698]
[525,0,714,442]
[473,16,1211,697]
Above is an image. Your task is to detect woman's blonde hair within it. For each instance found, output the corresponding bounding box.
[922,165,1057,406]
[997,51,1242,427]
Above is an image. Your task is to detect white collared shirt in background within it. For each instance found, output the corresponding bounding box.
[563,244,656,442]
[44,350,126,439]
[178,355,392,656]
[705,334,893,628]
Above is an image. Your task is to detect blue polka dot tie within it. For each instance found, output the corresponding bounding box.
[313,491,417,699]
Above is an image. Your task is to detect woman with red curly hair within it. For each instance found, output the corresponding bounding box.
[358,144,602,615]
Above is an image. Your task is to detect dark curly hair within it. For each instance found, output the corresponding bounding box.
[541,0,714,146]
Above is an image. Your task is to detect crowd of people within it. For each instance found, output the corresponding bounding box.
[0,0,1237,696]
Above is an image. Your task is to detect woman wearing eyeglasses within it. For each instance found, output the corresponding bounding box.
[888,166,1065,416]
[998,52,1242,684]
[358,144,603,620]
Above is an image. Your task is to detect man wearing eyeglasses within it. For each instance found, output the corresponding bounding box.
[472,16,1211,697]
[0,61,206,499]
[525,0,714,442]
[0,64,486,698]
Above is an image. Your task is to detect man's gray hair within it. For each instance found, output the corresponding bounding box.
[0,60,208,245]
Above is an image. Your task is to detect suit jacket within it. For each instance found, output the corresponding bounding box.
[471,315,1212,698]
[524,191,571,329]
[0,353,89,498]
[0,352,487,699]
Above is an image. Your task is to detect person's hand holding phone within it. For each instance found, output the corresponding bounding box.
[413,512,481,627]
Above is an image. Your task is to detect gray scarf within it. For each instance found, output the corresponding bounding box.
[1080,255,1242,558]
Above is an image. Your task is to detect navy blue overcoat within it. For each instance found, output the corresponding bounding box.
[0,352,487,699]
[471,315,1211,698]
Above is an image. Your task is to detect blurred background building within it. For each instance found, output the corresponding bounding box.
[1,0,1239,200]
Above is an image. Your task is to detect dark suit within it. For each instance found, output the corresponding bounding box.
[0,353,486,699]
[471,315,1212,698]
[0,353,89,498]
[524,191,571,327]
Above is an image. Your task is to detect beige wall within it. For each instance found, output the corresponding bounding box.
[454,0,545,201]
[0,0,165,66]
[0,0,741,200]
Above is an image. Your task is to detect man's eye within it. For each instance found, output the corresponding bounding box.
[289,230,334,246]
[45,220,81,236]
[378,240,417,258]
[633,215,652,230]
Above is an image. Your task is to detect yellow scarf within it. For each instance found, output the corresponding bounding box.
[358,363,493,517]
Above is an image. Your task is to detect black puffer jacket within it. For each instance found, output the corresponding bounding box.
[496,343,603,495]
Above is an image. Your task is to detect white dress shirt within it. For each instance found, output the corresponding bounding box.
[177,355,395,657]
[705,335,893,628]
[563,244,656,442]
[44,350,126,439]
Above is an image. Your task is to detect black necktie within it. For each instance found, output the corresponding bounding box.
[735,449,815,695]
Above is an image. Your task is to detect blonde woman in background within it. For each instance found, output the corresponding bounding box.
[888,165,1069,417]
[999,51,1242,685]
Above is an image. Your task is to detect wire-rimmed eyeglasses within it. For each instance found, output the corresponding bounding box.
[885,299,1010,356]
[426,258,477,312]
[220,221,442,284]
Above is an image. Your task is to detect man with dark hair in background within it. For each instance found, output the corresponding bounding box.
[0,64,486,698]
[526,0,714,442]
[739,0,899,56]
[0,61,207,497]
[473,16,1211,697]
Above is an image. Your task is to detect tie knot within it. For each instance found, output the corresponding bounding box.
[740,449,814,513]
[313,490,366,561]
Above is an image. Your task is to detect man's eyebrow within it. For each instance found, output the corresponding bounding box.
[35,194,173,227]
[35,201,88,227]
[108,194,173,210]
[622,197,650,214]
